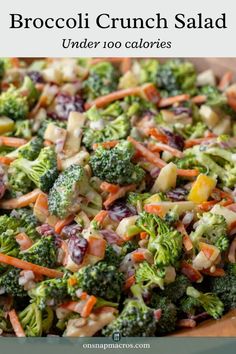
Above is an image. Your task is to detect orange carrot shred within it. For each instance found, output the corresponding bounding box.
[54,215,75,234]
[81,295,97,318]
[8,309,25,337]
[159,94,190,108]
[218,71,233,91]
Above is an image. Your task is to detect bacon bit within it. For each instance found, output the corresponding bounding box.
[177,319,196,328]
[150,142,184,158]
[44,140,53,147]
[191,95,207,104]
[100,182,119,194]
[0,156,15,165]
[154,309,162,321]
[131,252,146,263]
[176,222,193,252]
[180,261,203,282]
[228,237,236,263]
[201,268,225,277]
[15,233,33,251]
[124,275,135,290]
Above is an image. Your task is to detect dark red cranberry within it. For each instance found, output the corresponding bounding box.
[108,201,136,222]
[49,93,85,120]
[61,224,83,239]
[68,235,88,265]
[27,71,44,84]
[166,188,188,201]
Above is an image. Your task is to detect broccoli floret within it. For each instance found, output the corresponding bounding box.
[48,164,102,219]
[29,277,68,310]
[127,192,151,211]
[149,294,177,335]
[67,262,124,302]
[0,268,27,297]
[18,137,43,160]
[0,308,12,333]
[174,154,206,172]
[0,213,39,244]
[193,146,236,188]
[90,141,145,185]
[180,295,201,316]
[103,244,120,267]
[120,239,139,258]
[157,59,196,97]
[102,284,157,337]
[183,286,224,319]
[21,235,58,268]
[0,229,20,257]
[177,121,207,140]
[82,115,130,150]
[210,264,236,311]
[135,261,165,289]
[0,76,38,120]
[8,166,34,196]
[200,85,235,116]
[10,208,39,241]
[190,212,229,251]
[12,146,58,192]
[136,212,182,267]
[14,119,32,139]
[136,59,159,84]
[0,59,5,80]
[19,302,53,337]
[161,275,191,303]
[83,62,118,100]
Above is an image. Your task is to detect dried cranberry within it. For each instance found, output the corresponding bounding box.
[172,106,192,116]
[27,71,44,84]
[61,224,83,239]
[68,235,88,265]
[100,229,123,245]
[167,188,188,201]
[161,128,185,151]
[49,93,84,120]
[36,224,55,236]
[108,201,136,222]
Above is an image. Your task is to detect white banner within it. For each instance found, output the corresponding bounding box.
[0,0,235,57]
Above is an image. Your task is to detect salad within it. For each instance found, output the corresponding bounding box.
[0,57,236,337]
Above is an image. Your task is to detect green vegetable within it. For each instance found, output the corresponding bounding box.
[160,275,191,303]
[102,284,157,337]
[0,268,27,297]
[190,212,229,251]
[82,115,130,150]
[0,229,20,257]
[29,277,68,310]
[12,146,58,192]
[19,303,53,337]
[14,120,32,139]
[149,294,177,335]
[136,261,165,289]
[83,62,118,100]
[68,262,124,302]
[21,236,58,268]
[48,164,102,219]
[90,141,145,185]
[18,137,43,160]
[0,76,38,120]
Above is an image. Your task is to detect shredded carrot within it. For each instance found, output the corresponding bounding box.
[0,156,15,165]
[92,140,119,150]
[33,192,49,223]
[191,95,207,104]
[150,142,184,158]
[140,231,148,240]
[177,222,193,252]
[100,182,119,194]
[180,261,203,282]
[213,188,234,207]
[54,215,75,234]
[0,253,63,278]
[15,233,33,251]
[104,184,136,209]
[218,71,233,91]
[201,268,225,277]
[8,309,25,337]
[147,127,168,143]
[132,252,146,263]
[81,295,97,318]
[185,136,215,148]
[127,136,166,168]
[124,275,136,290]
[0,189,41,209]
[85,87,141,110]
[140,83,160,105]
[159,94,190,108]
[67,277,77,287]
[93,210,109,225]
[128,136,198,177]
[87,236,106,258]
[0,136,27,148]
[80,292,88,301]
[144,204,166,217]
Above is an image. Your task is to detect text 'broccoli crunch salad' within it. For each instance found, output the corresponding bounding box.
[0,57,236,337]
